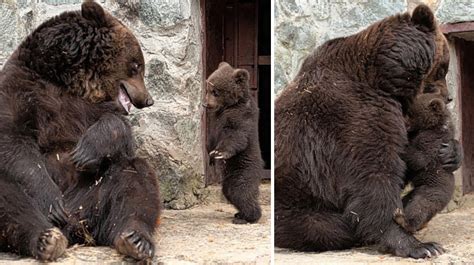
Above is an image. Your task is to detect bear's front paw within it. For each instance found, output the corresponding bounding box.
[47,198,69,227]
[407,242,445,259]
[209,150,232,160]
[34,228,68,261]
[114,230,154,261]
[70,141,102,172]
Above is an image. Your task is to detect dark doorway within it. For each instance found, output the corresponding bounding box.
[441,22,474,194]
[201,0,271,185]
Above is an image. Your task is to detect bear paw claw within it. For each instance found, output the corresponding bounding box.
[115,230,154,260]
[408,242,445,259]
[209,150,231,160]
[35,227,68,261]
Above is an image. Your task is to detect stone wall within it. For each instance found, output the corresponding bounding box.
[0,0,205,209]
[275,0,474,201]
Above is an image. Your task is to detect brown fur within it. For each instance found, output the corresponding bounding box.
[204,62,262,224]
[396,93,455,233]
[0,1,158,261]
[275,5,448,258]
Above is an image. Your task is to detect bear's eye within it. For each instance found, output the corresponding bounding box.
[423,84,436,93]
[211,90,219,97]
[130,62,140,75]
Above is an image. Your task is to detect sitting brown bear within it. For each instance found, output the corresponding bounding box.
[204,62,262,224]
[394,93,456,233]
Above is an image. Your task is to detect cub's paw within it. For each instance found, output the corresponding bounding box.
[393,208,407,228]
[35,227,68,261]
[114,230,154,260]
[407,242,445,259]
[209,150,232,160]
[232,212,260,224]
[439,140,463,172]
[232,213,248,224]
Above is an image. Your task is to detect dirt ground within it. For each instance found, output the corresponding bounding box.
[275,194,474,265]
[0,185,271,264]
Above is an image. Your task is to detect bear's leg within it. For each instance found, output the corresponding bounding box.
[222,173,261,224]
[0,179,67,261]
[346,176,445,258]
[66,158,160,261]
[274,206,356,251]
[402,172,454,232]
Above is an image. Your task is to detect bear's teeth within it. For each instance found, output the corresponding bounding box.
[119,88,131,113]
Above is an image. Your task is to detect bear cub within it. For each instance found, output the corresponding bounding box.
[204,62,262,224]
[395,93,456,233]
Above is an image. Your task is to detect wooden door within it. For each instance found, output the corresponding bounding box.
[441,22,474,194]
[457,38,474,194]
[202,0,268,185]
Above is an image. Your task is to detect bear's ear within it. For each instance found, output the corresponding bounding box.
[429,98,444,112]
[411,4,436,32]
[233,69,249,85]
[82,0,107,26]
[218,61,231,69]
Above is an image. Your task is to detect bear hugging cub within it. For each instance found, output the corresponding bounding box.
[275,4,460,259]
[0,1,160,262]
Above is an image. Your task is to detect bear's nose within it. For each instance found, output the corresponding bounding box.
[145,97,154,107]
[447,95,453,103]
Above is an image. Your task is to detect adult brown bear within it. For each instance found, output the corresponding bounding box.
[0,1,159,261]
[275,5,458,258]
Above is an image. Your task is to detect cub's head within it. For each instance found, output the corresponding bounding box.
[203,62,250,111]
[406,93,449,132]
[18,0,153,114]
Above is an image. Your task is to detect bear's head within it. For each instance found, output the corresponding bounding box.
[203,62,250,111]
[16,0,153,114]
[406,93,449,132]
[375,4,451,102]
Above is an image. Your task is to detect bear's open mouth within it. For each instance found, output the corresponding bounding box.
[118,83,132,114]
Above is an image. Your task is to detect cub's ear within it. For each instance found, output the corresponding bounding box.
[429,98,444,112]
[82,0,107,26]
[218,61,231,69]
[233,69,249,85]
[412,4,436,32]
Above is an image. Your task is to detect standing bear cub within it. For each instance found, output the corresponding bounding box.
[395,93,456,233]
[204,62,262,224]
[0,0,160,262]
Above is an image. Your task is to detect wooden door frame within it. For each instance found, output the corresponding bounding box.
[441,22,474,194]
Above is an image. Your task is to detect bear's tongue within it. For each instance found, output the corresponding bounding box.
[118,87,132,113]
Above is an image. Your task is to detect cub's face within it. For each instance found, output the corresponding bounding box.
[407,93,448,131]
[203,62,250,111]
[422,32,451,103]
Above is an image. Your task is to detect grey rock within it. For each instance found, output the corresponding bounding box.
[436,0,474,24]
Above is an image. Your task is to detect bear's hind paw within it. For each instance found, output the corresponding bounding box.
[115,230,154,261]
[35,227,68,261]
